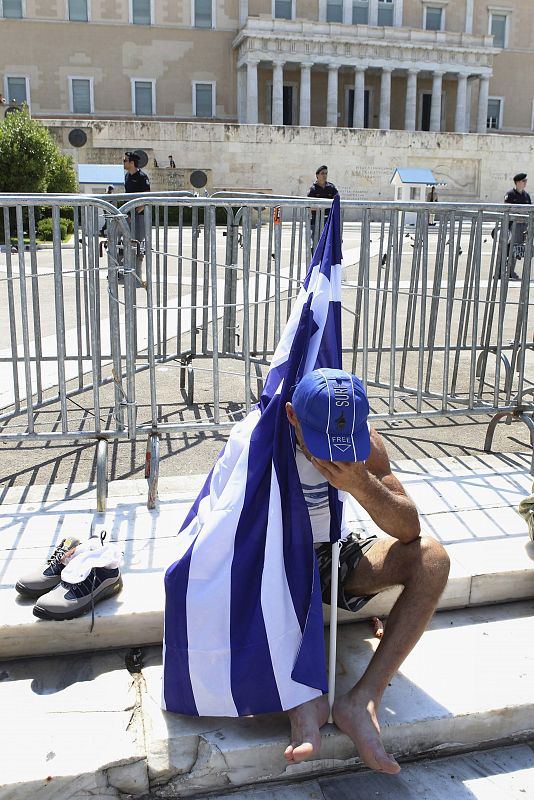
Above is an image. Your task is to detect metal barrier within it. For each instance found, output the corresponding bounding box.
[1,193,533,510]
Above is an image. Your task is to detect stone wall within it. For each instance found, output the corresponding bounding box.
[44,118,534,204]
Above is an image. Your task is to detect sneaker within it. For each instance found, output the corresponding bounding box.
[33,567,122,621]
[15,537,81,599]
[509,271,521,281]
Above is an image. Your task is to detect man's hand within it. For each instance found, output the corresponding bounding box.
[310,457,371,496]
[312,430,420,544]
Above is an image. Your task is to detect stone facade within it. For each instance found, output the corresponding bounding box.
[42,118,534,202]
[2,1,534,135]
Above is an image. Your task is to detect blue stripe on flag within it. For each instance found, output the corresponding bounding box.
[230,413,282,715]
[163,542,198,715]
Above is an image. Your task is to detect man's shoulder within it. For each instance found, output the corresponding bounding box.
[307,183,318,197]
[504,188,518,202]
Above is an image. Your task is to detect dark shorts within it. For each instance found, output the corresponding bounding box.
[315,532,378,613]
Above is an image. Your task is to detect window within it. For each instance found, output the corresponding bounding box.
[327,0,343,23]
[352,0,368,24]
[274,0,292,19]
[2,0,23,17]
[6,76,28,106]
[68,0,88,20]
[194,0,212,27]
[425,6,443,31]
[487,97,502,129]
[133,80,154,115]
[193,82,215,117]
[377,0,393,26]
[490,13,507,48]
[70,78,92,114]
[131,0,151,24]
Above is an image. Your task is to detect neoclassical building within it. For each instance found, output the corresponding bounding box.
[1,0,533,134]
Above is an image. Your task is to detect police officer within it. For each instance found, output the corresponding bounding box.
[504,172,531,280]
[122,151,151,283]
[307,165,338,248]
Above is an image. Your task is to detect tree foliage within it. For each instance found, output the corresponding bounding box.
[0,110,77,193]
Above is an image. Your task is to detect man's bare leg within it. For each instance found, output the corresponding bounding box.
[333,535,450,774]
[284,694,330,763]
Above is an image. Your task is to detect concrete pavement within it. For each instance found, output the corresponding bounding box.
[0,451,533,798]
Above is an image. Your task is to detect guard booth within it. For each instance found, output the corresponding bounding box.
[390,168,444,225]
[77,164,125,194]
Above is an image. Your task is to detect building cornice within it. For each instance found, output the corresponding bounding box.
[234,21,496,74]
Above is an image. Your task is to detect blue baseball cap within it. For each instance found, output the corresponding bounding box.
[292,368,371,462]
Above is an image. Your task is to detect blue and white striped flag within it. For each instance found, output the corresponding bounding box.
[163,196,344,716]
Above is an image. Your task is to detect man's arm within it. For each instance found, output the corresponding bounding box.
[311,428,420,543]
[135,172,151,212]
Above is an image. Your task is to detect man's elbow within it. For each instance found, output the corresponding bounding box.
[398,516,421,544]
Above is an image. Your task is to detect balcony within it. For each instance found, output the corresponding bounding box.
[234,17,497,72]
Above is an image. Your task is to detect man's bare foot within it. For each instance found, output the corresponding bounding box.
[333,690,400,774]
[284,695,329,763]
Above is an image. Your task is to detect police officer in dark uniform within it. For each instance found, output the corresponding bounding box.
[504,172,531,280]
[122,151,151,284]
[307,165,338,248]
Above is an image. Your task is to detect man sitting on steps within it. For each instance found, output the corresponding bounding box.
[284,368,450,773]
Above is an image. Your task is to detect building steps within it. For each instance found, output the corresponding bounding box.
[1,601,533,799]
[1,452,532,660]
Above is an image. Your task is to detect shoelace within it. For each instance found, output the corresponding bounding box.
[47,541,73,571]
[59,571,98,632]
[60,531,108,632]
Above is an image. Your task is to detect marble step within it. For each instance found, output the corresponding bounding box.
[1,601,533,800]
[176,742,534,800]
[1,452,533,660]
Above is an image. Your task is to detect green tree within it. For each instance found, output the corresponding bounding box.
[0,109,77,193]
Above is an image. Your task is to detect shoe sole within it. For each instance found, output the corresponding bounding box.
[15,580,59,599]
[33,577,123,621]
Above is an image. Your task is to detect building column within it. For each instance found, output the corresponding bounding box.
[404,69,417,131]
[353,66,366,128]
[465,78,473,132]
[369,0,378,26]
[272,60,284,125]
[326,64,339,127]
[393,0,404,27]
[430,71,443,132]
[465,0,474,34]
[476,75,490,133]
[454,74,468,132]
[237,66,247,123]
[246,59,259,124]
[239,0,248,27]
[379,67,392,130]
[300,62,313,126]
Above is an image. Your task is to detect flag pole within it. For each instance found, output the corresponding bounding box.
[327,540,341,722]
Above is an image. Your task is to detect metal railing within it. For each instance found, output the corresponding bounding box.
[1,193,533,509]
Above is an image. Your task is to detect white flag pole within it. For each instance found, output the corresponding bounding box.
[327,540,341,722]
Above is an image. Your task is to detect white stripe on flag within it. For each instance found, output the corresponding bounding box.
[261,466,323,710]
[186,414,258,716]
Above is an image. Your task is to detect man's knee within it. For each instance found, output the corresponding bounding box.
[407,536,450,589]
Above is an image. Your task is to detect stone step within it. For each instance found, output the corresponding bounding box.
[1,452,533,660]
[180,742,534,800]
[1,601,533,799]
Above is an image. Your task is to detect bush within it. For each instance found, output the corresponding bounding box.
[37,217,69,241]
[0,110,78,240]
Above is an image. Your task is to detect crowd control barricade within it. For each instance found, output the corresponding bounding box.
[1,193,533,511]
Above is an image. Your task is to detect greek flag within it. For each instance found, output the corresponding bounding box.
[163,196,344,716]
